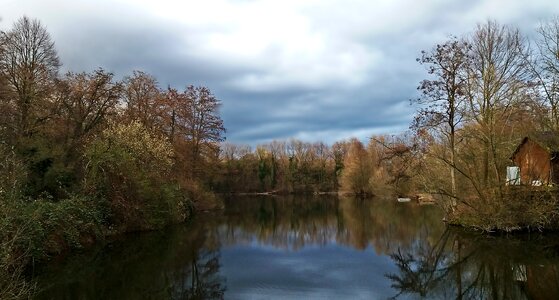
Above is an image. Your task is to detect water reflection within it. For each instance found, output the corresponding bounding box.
[387,229,559,299]
[33,195,559,299]
[33,218,226,300]
[217,195,445,253]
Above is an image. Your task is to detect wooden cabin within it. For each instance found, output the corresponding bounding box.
[510,133,559,185]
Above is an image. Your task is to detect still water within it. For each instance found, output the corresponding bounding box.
[33,196,559,299]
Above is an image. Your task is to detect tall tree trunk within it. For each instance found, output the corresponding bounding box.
[483,138,490,188]
[450,132,457,211]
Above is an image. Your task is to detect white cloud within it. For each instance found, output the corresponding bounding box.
[3,0,559,144]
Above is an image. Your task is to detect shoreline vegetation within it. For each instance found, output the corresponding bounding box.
[0,17,226,298]
[3,14,559,299]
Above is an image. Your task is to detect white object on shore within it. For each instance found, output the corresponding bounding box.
[397,197,411,202]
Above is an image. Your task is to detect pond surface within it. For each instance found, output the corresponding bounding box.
[33,195,559,299]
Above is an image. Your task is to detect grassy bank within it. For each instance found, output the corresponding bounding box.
[442,187,559,233]
[1,193,191,299]
[0,189,213,299]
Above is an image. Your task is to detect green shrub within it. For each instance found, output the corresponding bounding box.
[0,198,32,300]
[1,193,106,299]
[0,143,33,299]
[22,195,105,257]
[84,121,191,231]
[0,143,26,202]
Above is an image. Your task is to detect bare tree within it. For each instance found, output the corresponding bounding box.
[464,20,530,192]
[413,37,470,209]
[533,16,559,130]
[0,16,60,137]
[187,86,225,155]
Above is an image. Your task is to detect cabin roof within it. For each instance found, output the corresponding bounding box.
[510,132,559,160]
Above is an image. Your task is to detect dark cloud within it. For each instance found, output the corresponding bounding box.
[3,0,559,145]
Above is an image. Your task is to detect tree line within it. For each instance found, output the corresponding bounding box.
[215,134,419,197]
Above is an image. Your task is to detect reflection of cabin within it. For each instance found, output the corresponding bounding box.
[510,133,559,185]
[524,265,559,300]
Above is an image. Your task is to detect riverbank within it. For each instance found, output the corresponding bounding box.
[0,188,224,299]
[442,187,559,233]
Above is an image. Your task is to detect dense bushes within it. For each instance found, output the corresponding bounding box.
[84,121,191,231]
[1,144,101,298]
[0,123,196,298]
[87,122,193,228]
[1,194,105,299]
[0,199,31,300]
[3,196,103,268]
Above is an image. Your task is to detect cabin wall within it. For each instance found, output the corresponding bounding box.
[512,140,552,184]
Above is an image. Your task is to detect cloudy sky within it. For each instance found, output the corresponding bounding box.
[2,0,559,145]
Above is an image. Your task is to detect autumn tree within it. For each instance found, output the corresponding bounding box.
[369,135,417,196]
[286,139,318,192]
[0,17,64,197]
[21,69,123,196]
[263,141,286,190]
[312,142,332,191]
[413,37,470,207]
[172,85,225,180]
[0,58,10,139]
[164,87,182,142]
[0,16,60,139]
[255,146,271,190]
[54,69,122,161]
[217,143,257,192]
[185,85,225,153]
[340,139,373,196]
[122,71,164,130]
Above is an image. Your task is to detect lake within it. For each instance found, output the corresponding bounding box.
[32,195,559,299]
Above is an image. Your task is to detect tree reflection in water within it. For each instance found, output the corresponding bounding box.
[171,249,224,300]
[33,218,226,300]
[386,229,453,298]
[386,228,559,300]
[33,195,559,299]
